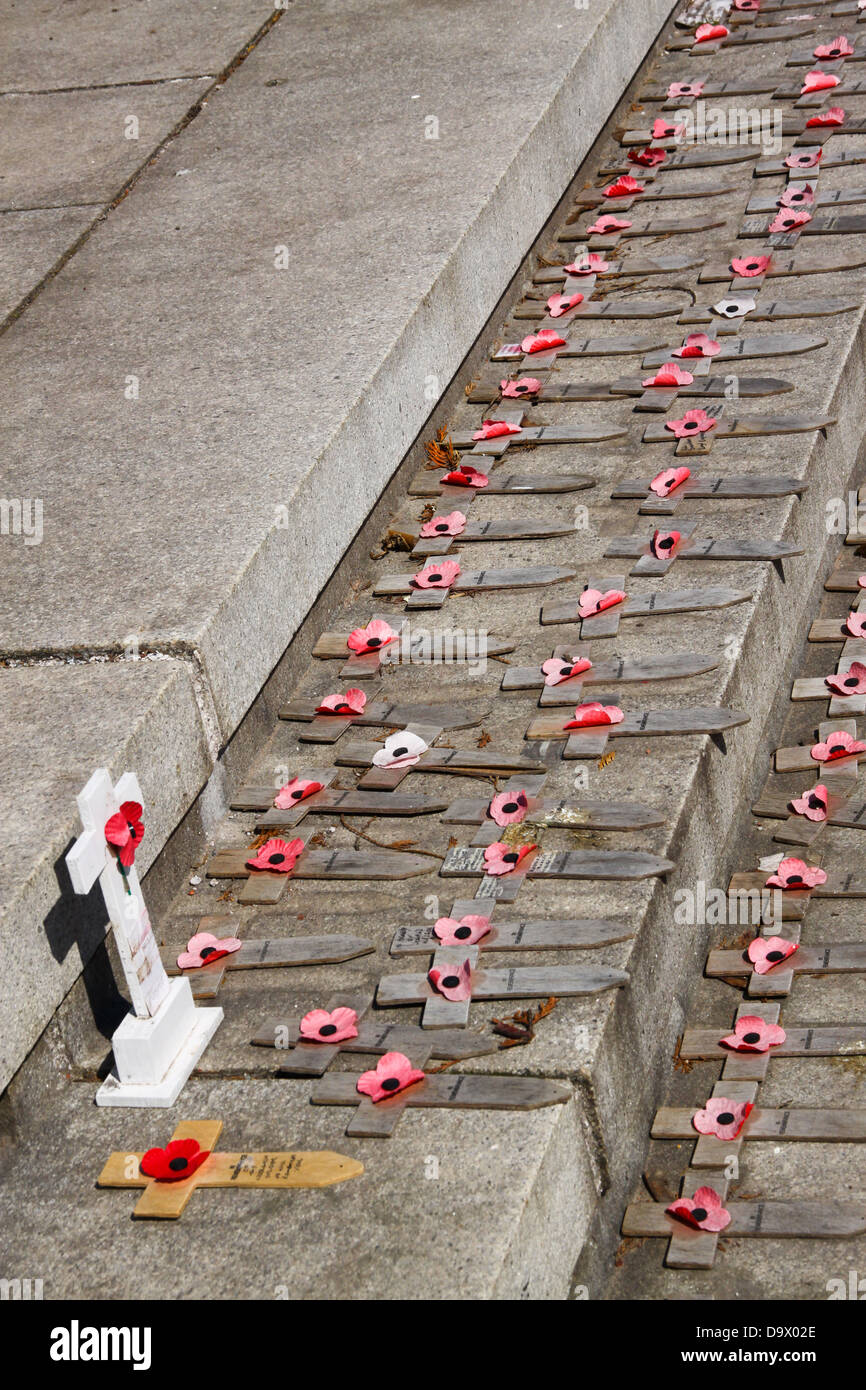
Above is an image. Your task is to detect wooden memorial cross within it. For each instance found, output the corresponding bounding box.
[598,145,762,178]
[530,253,704,290]
[707,937,866,998]
[569,177,742,212]
[163,916,375,1000]
[388,896,635,962]
[753,146,866,179]
[678,294,857,324]
[231,764,453,831]
[540,573,752,634]
[311,621,515,672]
[277,690,488,743]
[468,370,795,413]
[611,469,807,517]
[509,286,686,321]
[825,543,866,587]
[407,465,597,500]
[556,212,726,256]
[637,408,834,451]
[792,595,866,715]
[785,34,866,63]
[382,501,577,561]
[640,333,827,378]
[97,1120,363,1218]
[603,519,803,578]
[66,768,222,1107]
[439,770,666,836]
[336,732,547,792]
[372,559,577,612]
[523,704,749,760]
[745,182,866,216]
[438,840,675,886]
[698,249,866,282]
[500,642,720,701]
[205,831,434,906]
[665,16,817,52]
[728,859,866,923]
[751,716,866,847]
[447,407,628,458]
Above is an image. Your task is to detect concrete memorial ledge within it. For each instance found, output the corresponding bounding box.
[0,0,679,1094]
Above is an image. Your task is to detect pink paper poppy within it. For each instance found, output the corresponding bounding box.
[489,789,530,826]
[814,35,854,59]
[721,1014,787,1053]
[667,81,704,99]
[442,464,489,488]
[692,1098,754,1141]
[811,729,866,763]
[790,783,828,821]
[520,329,567,354]
[785,147,823,169]
[806,107,845,128]
[695,23,729,41]
[141,1138,211,1183]
[629,146,668,168]
[586,214,632,235]
[411,559,461,590]
[650,466,691,498]
[434,914,491,946]
[674,333,720,359]
[356,1051,425,1103]
[650,528,681,559]
[483,841,537,876]
[603,175,644,199]
[500,377,541,399]
[652,118,685,140]
[665,409,717,439]
[667,1187,731,1232]
[347,619,397,656]
[547,292,584,318]
[747,935,799,975]
[420,509,466,538]
[802,70,840,94]
[642,362,694,388]
[564,702,625,729]
[428,959,473,1001]
[177,931,242,970]
[299,1005,359,1043]
[541,655,593,686]
[245,837,305,873]
[769,208,811,234]
[826,661,866,696]
[779,184,814,208]
[473,419,522,441]
[730,255,770,278]
[372,730,429,767]
[104,801,145,870]
[565,253,610,275]
[860,575,866,588]
[846,611,866,639]
[316,688,366,715]
[274,777,324,809]
[578,587,625,619]
[765,857,827,890]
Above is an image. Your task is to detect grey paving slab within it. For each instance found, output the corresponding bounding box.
[0,206,100,320]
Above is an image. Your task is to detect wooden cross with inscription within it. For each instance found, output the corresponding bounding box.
[439,771,665,835]
[277,690,488,743]
[792,592,866,715]
[698,249,866,284]
[335,730,546,790]
[665,15,816,53]
[641,331,828,369]
[556,212,726,257]
[604,518,803,578]
[500,642,720,700]
[540,572,752,635]
[407,465,596,502]
[231,764,451,829]
[205,832,434,906]
[447,406,628,457]
[372,557,577,612]
[382,504,577,562]
[611,469,807,517]
[97,1120,363,1218]
[524,703,750,760]
[752,717,866,848]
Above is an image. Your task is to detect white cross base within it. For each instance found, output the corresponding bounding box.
[66,769,221,1107]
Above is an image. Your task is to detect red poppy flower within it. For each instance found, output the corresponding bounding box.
[347,619,397,656]
[411,559,461,590]
[734,0,760,9]
[564,702,624,729]
[245,837,305,873]
[586,214,632,236]
[428,959,473,1001]
[419,509,466,538]
[765,857,827,890]
[483,841,537,876]
[629,146,668,168]
[674,333,720,359]
[811,729,866,763]
[565,253,610,275]
[769,208,812,234]
[547,292,584,318]
[316,688,366,715]
[541,655,593,686]
[652,118,684,141]
[104,801,145,869]
[814,35,854,59]
[649,466,691,498]
[274,777,324,809]
[140,1138,211,1183]
[785,147,823,170]
[473,419,522,442]
[721,1014,787,1053]
[489,789,529,826]
[779,184,814,209]
[650,528,682,559]
[747,935,799,975]
[603,175,644,199]
[578,587,625,619]
[666,408,717,439]
[846,611,866,639]
[695,23,729,41]
[372,730,429,768]
[356,1051,425,1103]
[802,71,841,97]
[826,661,866,696]
[693,1098,754,1141]
[442,464,489,488]
[806,107,845,128]
[434,914,491,946]
[667,1186,731,1232]
[520,329,567,355]
[730,255,770,278]
[500,377,541,399]
[642,363,694,388]
[667,81,704,99]
[299,1006,359,1043]
[176,931,242,970]
[790,783,828,822]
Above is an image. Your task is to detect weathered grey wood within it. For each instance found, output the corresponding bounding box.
[512,298,685,319]
[207,847,434,880]
[441,795,665,830]
[786,39,864,63]
[640,76,789,100]
[165,936,374,999]
[408,470,596,496]
[653,1106,866,1144]
[641,414,833,441]
[389,917,633,954]
[666,18,817,48]
[602,147,760,172]
[742,212,866,238]
[372,565,576,597]
[338,741,545,786]
[747,187,866,214]
[707,945,866,978]
[642,333,827,366]
[605,535,803,567]
[775,719,861,772]
[254,789,448,829]
[541,586,751,627]
[612,475,806,507]
[755,149,866,178]
[312,629,515,660]
[572,184,739,208]
[699,252,866,280]
[278,697,487,731]
[680,1024,866,1059]
[404,519,575,557]
[682,299,856,323]
[252,1016,498,1061]
[532,255,702,283]
[611,374,792,399]
[559,214,726,243]
[312,1072,573,1128]
[753,792,866,833]
[376,964,629,1008]
[525,707,750,742]
[451,424,626,447]
[502,652,718,693]
[623,1201,866,1242]
[231,768,337,811]
[810,615,866,641]
[439,845,674,880]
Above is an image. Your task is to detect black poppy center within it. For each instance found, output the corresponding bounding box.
[742,1031,761,1044]
[808,795,822,808]
[690,1207,708,1223]
[168,1156,189,1172]
[829,745,845,756]
[435,522,449,531]
[786,875,804,885]
[291,788,304,799]
[502,801,519,814]
[335,703,350,712]
[845,677,858,688]
[200,946,217,959]
[427,573,442,583]
[561,665,574,677]
[716,1112,735,1126]
[381,1077,400,1092]
[746,262,759,271]
[392,746,407,757]
[455,925,472,939]
[504,852,519,863]
[319,1023,338,1037]
[268,852,286,865]
[367,637,382,648]
[658,537,675,551]
[442,975,460,989]
[683,420,698,429]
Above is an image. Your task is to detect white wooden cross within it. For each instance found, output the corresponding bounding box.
[66,769,222,1106]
